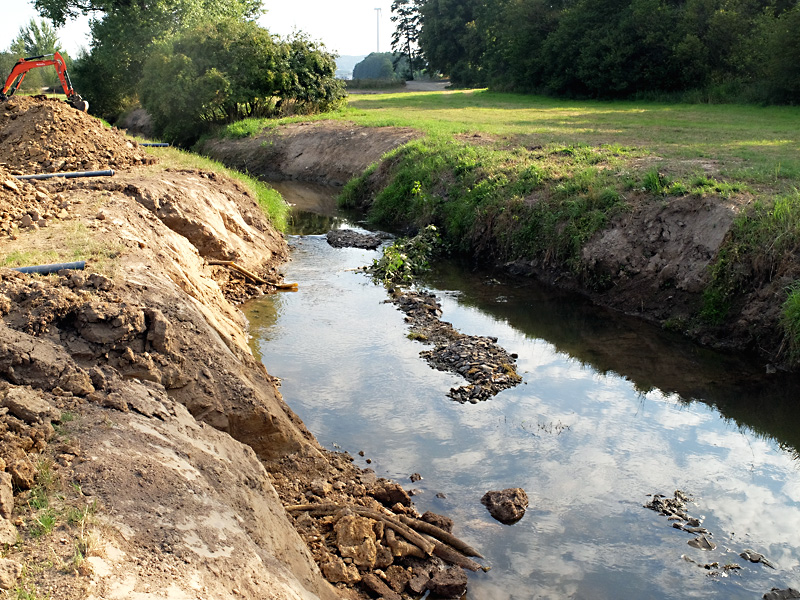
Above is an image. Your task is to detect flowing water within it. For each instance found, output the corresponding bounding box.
[245,181,800,600]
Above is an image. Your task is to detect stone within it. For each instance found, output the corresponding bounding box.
[9,458,36,490]
[0,518,17,545]
[0,558,22,590]
[334,514,377,569]
[320,556,361,584]
[0,473,13,519]
[361,573,401,600]
[326,229,382,250]
[371,479,411,507]
[422,511,454,533]
[310,479,332,497]
[385,565,412,593]
[688,535,716,551]
[427,566,468,598]
[764,588,800,600]
[2,386,61,424]
[481,488,528,524]
[19,214,32,228]
[145,309,173,354]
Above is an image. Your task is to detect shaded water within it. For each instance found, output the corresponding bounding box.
[245,182,800,599]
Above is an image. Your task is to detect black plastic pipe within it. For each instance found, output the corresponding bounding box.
[140,142,170,147]
[14,169,115,181]
[13,261,86,275]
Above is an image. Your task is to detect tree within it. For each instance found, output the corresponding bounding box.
[391,0,422,80]
[7,19,66,91]
[11,18,63,56]
[139,20,344,145]
[69,0,262,119]
[352,53,397,79]
[33,0,260,27]
[417,0,486,86]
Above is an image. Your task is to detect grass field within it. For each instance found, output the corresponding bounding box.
[340,90,800,188]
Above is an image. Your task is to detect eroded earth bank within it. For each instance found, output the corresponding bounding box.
[203,122,798,370]
[0,98,479,599]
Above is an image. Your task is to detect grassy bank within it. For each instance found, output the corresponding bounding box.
[216,90,800,365]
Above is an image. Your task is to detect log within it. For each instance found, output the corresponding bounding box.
[398,514,484,558]
[287,503,436,556]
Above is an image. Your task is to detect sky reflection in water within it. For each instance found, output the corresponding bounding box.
[245,213,800,600]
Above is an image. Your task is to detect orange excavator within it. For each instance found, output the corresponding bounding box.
[0,51,88,112]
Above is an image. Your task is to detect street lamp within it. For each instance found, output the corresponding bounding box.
[375,7,381,52]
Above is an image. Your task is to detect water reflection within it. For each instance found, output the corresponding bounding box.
[245,182,800,600]
[423,260,800,458]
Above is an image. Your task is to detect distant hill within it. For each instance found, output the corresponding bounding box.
[335,55,366,80]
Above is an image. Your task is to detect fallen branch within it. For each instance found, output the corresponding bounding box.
[207,260,267,284]
[429,538,484,572]
[398,514,484,558]
[286,503,436,556]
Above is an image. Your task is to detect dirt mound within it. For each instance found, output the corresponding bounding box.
[0,164,75,237]
[0,96,154,175]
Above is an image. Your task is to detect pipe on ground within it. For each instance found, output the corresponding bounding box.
[14,169,114,181]
[12,261,86,275]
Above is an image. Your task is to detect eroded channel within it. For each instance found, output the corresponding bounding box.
[245,181,800,600]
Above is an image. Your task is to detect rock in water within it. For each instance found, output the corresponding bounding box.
[481,488,528,524]
[763,588,800,600]
[427,566,468,598]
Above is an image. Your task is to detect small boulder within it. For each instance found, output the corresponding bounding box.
[321,555,361,584]
[371,479,411,507]
[9,458,36,491]
[0,558,22,590]
[764,588,800,600]
[335,514,377,569]
[427,566,468,598]
[422,510,454,533]
[0,518,17,546]
[2,387,60,424]
[0,473,13,519]
[481,488,528,524]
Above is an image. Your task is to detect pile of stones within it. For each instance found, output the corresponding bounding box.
[390,289,522,403]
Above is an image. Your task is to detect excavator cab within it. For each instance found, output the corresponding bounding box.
[0,51,88,112]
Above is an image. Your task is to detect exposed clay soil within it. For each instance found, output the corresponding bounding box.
[201,121,421,186]
[0,97,481,600]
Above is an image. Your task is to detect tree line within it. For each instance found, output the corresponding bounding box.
[4,0,344,145]
[392,0,800,103]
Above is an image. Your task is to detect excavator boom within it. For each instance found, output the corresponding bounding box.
[0,51,88,112]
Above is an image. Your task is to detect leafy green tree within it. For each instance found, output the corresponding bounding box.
[11,18,62,56]
[139,20,344,145]
[5,19,67,91]
[69,0,262,119]
[417,0,486,86]
[390,0,423,79]
[353,52,397,79]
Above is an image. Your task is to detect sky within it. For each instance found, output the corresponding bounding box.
[2,0,394,57]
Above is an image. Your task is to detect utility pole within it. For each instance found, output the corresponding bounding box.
[375,7,381,52]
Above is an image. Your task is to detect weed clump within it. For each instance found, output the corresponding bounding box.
[368,225,441,285]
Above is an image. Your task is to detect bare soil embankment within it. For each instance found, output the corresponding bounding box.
[1,99,481,600]
[202,120,796,369]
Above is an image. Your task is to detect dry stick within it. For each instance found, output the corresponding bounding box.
[385,527,425,558]
[398,514,484,558]
[428,538,484,572]
[286,503,436,556]
[207,260,268,284]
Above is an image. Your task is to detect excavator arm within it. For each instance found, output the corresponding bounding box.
[0,51,88,112]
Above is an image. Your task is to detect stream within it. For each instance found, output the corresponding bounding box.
[244,181,800,600]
